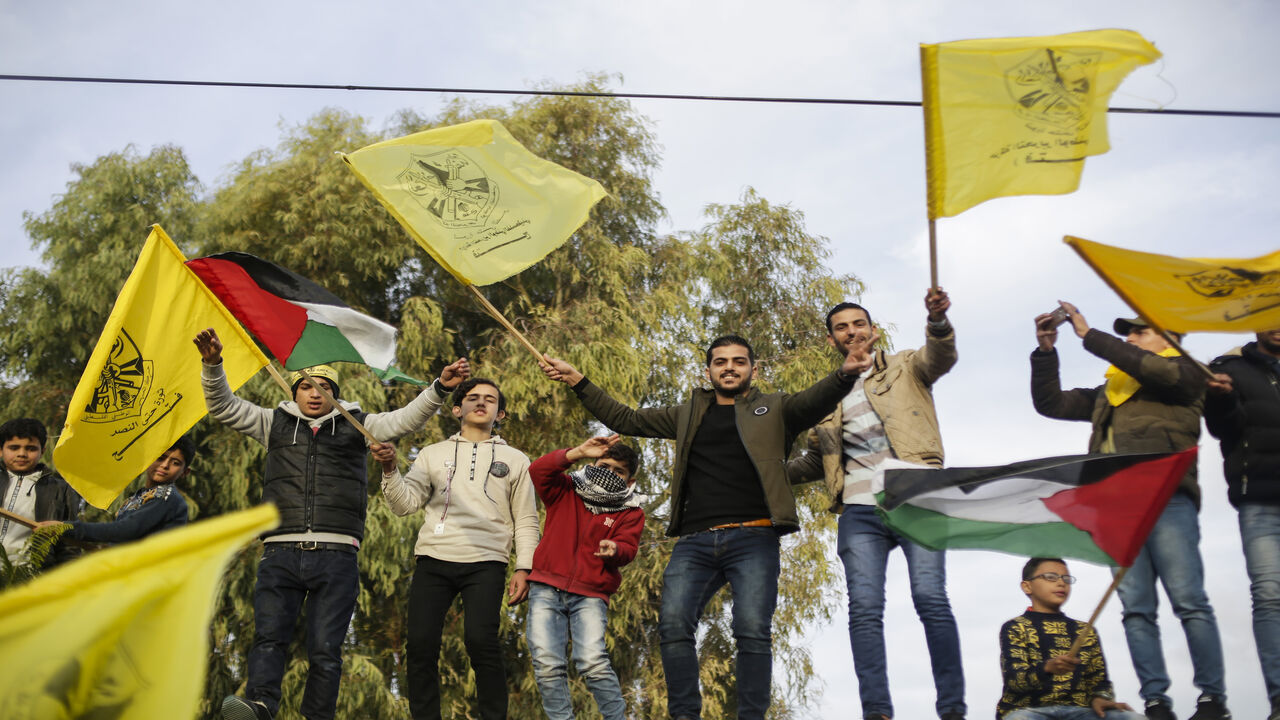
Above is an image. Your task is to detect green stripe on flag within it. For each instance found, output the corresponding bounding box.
[878,502,1117,566]
[286,321,429,386]
[285,321,365,368]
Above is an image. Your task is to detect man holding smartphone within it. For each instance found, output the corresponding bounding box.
[1029,304,1229,720]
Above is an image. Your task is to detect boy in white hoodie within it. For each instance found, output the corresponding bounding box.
[379,377,539,720]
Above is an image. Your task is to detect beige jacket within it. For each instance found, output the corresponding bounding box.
[382,434,539,570]
[789,323,957,510]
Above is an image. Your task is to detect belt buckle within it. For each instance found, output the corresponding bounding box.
[299,540,319,551]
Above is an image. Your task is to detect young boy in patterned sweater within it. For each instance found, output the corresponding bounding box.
[998,558,1141,720]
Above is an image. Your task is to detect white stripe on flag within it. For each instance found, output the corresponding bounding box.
[296,301,397,370]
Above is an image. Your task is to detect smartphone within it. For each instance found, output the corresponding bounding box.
[1042,306,1069,329]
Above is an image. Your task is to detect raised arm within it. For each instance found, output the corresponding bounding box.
[907,288,958,385]
[1029,313,1097,422]
[782,367,856,438]
[196,328,273,444]
[543,355,682,439]
[363,358,469,441]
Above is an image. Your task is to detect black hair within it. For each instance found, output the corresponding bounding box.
[168,435,197,466]
[0,417,47,450]
[602,442,641,478]
[1022,557,1066,581]
[705,335,755,366]
[825,302,873,334]
[451,377,507,413]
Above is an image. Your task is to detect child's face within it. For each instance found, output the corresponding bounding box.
[2,436,43,474]
[1022,560,1072,612]
[452,384,504,430]
[294,378,336,418]
[146,448,189,486]
[592,457,634,485]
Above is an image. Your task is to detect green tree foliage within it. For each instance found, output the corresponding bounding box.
[0,75,866,719]
[0,145,202,424]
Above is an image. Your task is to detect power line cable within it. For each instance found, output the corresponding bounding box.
[2,74,1277,119]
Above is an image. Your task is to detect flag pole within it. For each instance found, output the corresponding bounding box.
[1153,327,1216,381]
[1066,566,1128,657]
[928,218,939,290]
[465,284,546,364]
[0,506,36,529]
[264,364,294,396]
[295,367,380,446]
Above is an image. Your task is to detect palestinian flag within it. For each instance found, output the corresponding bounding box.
[186,253,426,385]
[877,449,1197,567]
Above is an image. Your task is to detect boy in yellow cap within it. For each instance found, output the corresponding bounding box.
[194,328,469,720]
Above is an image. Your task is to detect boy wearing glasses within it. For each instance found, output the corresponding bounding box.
[998,557,1141,720]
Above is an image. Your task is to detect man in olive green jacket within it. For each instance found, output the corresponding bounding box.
[788,289,965,720]
[541,335,859,720]
[1030,304,1227,720]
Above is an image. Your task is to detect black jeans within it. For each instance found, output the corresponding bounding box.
[245,544,359,720]
[406,556,508,720]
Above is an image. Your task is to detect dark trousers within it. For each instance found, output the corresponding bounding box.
[406,556,508,720]
[245,545,360,720]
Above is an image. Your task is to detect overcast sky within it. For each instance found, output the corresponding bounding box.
[3,1,1278,717]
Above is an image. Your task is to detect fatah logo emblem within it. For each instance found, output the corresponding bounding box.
[83,329,154,423]
[397,150,498,229]
[1005,48,1100,133]
[1177,266,1280,299]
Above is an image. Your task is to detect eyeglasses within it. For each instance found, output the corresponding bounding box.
[1031,572,1076,585]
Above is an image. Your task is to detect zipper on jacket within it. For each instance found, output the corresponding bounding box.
[305,429,317,529]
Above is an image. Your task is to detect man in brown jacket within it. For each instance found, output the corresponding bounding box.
[789,288,964,720]
[542,335,860,720]
[1030,303,1228,720]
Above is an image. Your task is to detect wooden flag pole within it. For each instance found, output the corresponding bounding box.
[295,367,380,446]
[264,364,295,396]
[1155,328,1216,381]
[928,218,939,290]
[465,284,546,364]
[0,506,37,529]
[1066,566,1128,657]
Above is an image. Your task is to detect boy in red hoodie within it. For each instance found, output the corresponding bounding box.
[527,433,646,720]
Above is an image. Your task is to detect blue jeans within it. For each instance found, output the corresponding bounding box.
[659,526,780,720]
[526,582,626,720]
[838,504,965,720]
[1115,492,1226,704]
[1239,503,1280,703]
[245,545,360,720]
[1005,707,1144,720]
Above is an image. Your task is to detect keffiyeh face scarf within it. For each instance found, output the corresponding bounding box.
[571,464,646,514]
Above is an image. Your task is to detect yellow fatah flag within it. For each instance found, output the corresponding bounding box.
[341,118,607,286]
[1067,235,1280,334]
[0,505,278,719]
[53,226,269,508]
[922,29,1161,219]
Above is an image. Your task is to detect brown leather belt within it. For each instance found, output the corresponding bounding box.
[708,518,773,531]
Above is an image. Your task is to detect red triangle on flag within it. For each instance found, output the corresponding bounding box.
[1042,448,1197,567]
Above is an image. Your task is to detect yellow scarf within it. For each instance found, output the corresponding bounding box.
[1104,347,1181,407]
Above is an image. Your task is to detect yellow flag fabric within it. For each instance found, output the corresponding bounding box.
[922,29,1161,219]
[53,226,269,509]
[0,505,278,720]
[341,119,607,286]
[1067,236,1280,334]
